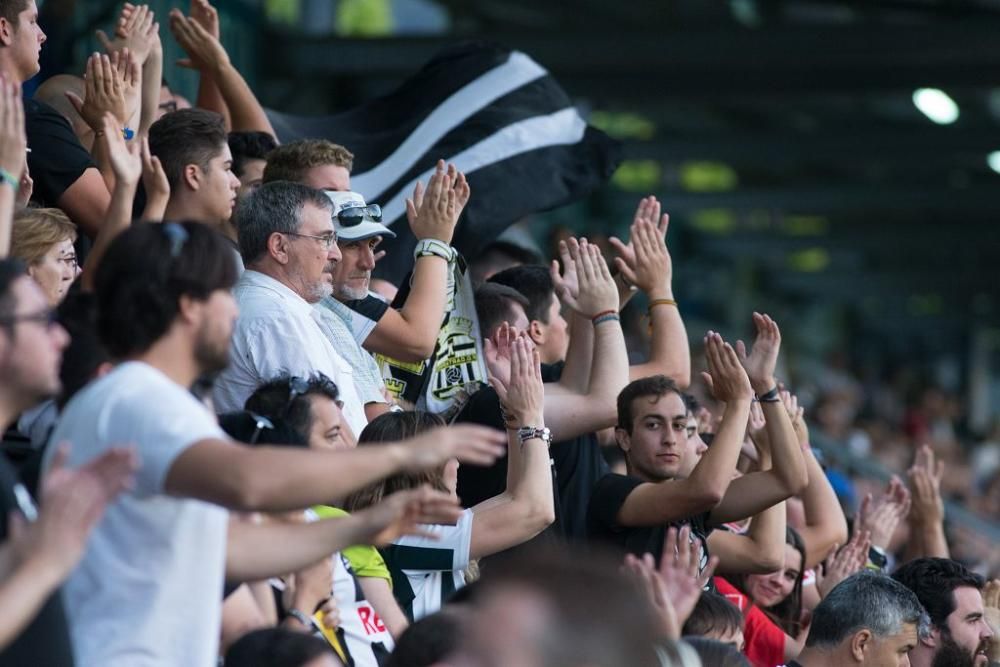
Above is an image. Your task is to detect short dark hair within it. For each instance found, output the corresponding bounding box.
[474,282,529,339]
[488,265,556,323]
[682,637,750,667]
[807,570,927,649]
[386,610,461,667]
[228,131,278,180]
[0,0,29,26]
[616,375,684,433]
[244,373,340,439]
[149,109,228,190]
[94,222,238,358]
[218,411,306,448]
[683,590,744,638]
[892,558,984,631]
[262,139,354,184]
[55,290,109,408]
[234,181,332,265]
[223,628,334,667]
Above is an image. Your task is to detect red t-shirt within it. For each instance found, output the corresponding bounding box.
[715,577,786,667]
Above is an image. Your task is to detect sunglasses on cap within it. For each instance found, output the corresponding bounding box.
[337,204,382,227]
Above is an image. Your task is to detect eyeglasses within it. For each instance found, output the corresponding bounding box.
[248,412,275,446]
[282,376,310,418]
[285,232,338,249]
[337,204,382,227]
[162,223,190,258]
[0,309,58,329]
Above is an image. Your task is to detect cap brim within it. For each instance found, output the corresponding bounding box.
[335,220,397,241]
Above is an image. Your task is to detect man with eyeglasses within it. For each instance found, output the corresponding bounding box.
[214,181,369,440]
[263,142,467,366]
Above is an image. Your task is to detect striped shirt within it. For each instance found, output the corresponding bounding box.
[381,509,474,621]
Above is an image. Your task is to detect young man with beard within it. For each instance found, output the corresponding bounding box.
[44,222,504,666]
[213,181,371,438]
[892,558,999,667]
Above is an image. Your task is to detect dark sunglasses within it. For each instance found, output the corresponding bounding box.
[0,309,58,329]
[248,412,275,446]
[337,204,382,227]
[282,376,310,418]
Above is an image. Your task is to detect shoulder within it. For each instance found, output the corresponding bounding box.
[587,473,645,529]
[343,293,390,322]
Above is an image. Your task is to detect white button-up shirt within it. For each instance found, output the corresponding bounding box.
[213,270,368,437]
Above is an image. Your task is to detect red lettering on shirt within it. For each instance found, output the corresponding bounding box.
[357,605,386,635]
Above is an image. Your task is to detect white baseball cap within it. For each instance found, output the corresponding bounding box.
[324,191,396,242]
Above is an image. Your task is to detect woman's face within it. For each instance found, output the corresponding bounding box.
[745,543,802,608]
[28,238,78,306]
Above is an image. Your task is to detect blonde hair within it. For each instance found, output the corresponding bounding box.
[11,208,77,265]
[262,140,354,184]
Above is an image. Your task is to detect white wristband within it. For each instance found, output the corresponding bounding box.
[413,238,454,262]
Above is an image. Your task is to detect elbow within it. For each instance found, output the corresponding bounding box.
[788,470,810,497]
[699,486,726,509]
[754,545,786,573]
[390,341,436,363]
[224,463,270,512]
[672,368,692,391]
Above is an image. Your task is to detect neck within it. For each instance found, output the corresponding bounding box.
[131,331,202,390]
[164,196,232,239]
[906,645,934,667]
[0,60,24,86]
[0,397,20,433]
[793,647,846,667]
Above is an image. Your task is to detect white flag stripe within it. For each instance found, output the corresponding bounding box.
[351,51,547,199]
[379,107,587,225]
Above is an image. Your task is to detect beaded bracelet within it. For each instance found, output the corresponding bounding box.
[590,309,617,323]
[593,312,620,326]
[648,298,678,313]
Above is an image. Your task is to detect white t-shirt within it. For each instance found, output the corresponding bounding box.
[213,270,367,437]
[44,362,229,667]
[382,508,474,621]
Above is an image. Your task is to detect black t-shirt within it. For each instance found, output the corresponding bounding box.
[0,456,75,667]
[586,472,712,569]
[454,362,609,543]
[25,99,95,208]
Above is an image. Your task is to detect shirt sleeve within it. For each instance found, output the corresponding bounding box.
[24,100,96,207]
[588,473,644,533]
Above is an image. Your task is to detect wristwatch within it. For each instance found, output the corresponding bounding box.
[868,545,888,571]
[516,426,552,447]
[286,608,314,629]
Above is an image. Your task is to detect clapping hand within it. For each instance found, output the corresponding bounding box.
[550,238,618,317]
[406,160,469,246]
[609,196,671,294]
[701,332,753,404]
[816,529,871,599]
[855,476,910,550]
[735,312,781,396]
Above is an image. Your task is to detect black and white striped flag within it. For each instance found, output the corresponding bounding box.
[267,41,622,285]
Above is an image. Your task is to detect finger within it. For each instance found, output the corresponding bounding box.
[65,91,84,116]
[95,29,114,52]
[699,555,720,585]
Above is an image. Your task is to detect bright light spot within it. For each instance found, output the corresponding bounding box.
[912,88,959,125]
[988,151,1000,174]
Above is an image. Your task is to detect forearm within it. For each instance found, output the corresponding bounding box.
[140,193,169,222]
[629,289,691,388]
[689,399,752,500]
[911,518,949,558]
[797,448,849,569]
[138,48,163,137]
[0,557,64,651]
[0,186,14,257]
[195,72,232,131]
[558,313,593,393]
[81,177,137,291]
[211,62,276,136]
[394,255,449,357]
[758,402,808,495]
[504,417,554,520]
[743,451,787,571]
[587,318,630,405]
[226,514,373,582]
[89,136,116,194]
[358,577,409,639]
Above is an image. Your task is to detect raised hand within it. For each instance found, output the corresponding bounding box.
[102,113,142,186]
[701,331,753,404]
[816,530,871,599]
[907,444,945,525]
[355,486,465,546]
[0,75,26,181]
[551,238,618,317]
[284,553,333,618]
[401,424,506,472]
[780,389,810,450]
[140,135,168,204]
[550,237,579,302]
[169,8,230,73]
[490,336,543,428]
[855,476,911,550]
[735,312,781,396]
[610,216,672,296]
[66,52,135,131]
[747,400,770,453]
[188,0,221,39]
[609,196,671,289]
[406,160,469,245]
[96,3,160,66]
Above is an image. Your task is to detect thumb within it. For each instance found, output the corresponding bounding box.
[64,91,84,116]
[700,371,714,392]
[95,29,113,52]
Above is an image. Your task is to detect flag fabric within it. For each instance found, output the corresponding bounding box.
[267,40,622,285]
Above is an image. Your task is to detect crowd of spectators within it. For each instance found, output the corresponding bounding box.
[0,1,998,666]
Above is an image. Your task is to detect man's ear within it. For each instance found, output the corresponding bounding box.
[266,231,290,265]
[176,293,202,326]
[0,18,14,47]
[614,427,631,455]
[920,626,939,649]
[182,163,202,192]
[850,629,872,662]
[527,319,545,346]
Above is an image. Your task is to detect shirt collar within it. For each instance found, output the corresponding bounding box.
[238,270,314,317]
